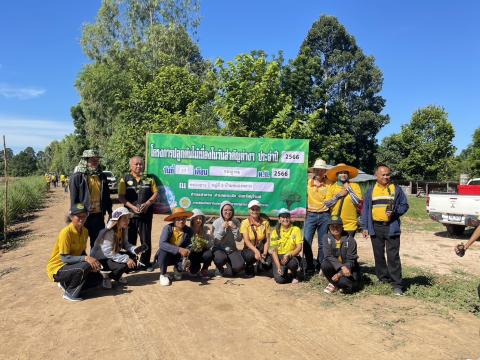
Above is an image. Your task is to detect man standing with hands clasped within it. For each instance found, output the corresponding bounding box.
[119,156,158,272]
[362,164,409,296]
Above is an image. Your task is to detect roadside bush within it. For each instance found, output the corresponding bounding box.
[0,177,48,245]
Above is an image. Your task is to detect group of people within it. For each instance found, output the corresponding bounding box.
[46,148,411,302]
[45,173,68,191]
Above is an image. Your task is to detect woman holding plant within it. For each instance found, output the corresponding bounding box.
[188,209,214,279]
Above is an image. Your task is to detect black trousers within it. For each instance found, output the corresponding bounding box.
[272,255,301,284]
[189,249,213,273]
[320,259,359,293]
[156,249,209,275]
[212,248,245,274]
[98,258,129,281]
[242,246,272,274]
[371,223,402,288]
[127,214,153,267]
[54,262,101,297]
[85,212,105,250]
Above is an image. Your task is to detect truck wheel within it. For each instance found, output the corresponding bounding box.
[446,224,465,236]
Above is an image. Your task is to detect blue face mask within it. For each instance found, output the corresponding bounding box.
[337,173,348,184]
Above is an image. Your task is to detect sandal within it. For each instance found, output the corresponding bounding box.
[324,283,337,294]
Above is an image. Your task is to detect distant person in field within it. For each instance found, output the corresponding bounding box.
[321,217,360,294]
[45,173,51,190]
[118,156,158,272]
[211,201,244,277]
[90,207,146,288]
[270,208,303,284]
[70,149,112,250]
[46,203,102,302]
[304,158,332,275]
[325,163,363,236]
[362,164,409,296]
[240,200,272,277]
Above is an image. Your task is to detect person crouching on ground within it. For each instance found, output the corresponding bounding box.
[211,201,244,276]
[321,217,360,294]
[189,209,214,279]
[90,207,143,288]
[46,203,102,302]
[270,209,303,284]
[157,208,194,286]
[240,200,272,277]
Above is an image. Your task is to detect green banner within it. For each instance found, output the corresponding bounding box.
[146,133,309,217]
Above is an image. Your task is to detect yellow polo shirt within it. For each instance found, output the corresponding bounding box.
[270,226,303,255]
[307,178,331,212]
[326,183,362,231]
[372,183,395,222]
[170,228,184,246]
[240,219,270,245]
[46,223,88,281]
[88,175,101,213]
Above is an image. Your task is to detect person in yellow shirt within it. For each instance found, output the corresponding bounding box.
[321,217,360,294]
[70,149,112,250]
[240,200,271,277]
[46,203,102,302]
[304,158,332,275]
[156,208,194,286]
[271,209,303,284]
[325,163,363,236]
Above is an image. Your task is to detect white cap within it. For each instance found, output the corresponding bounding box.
[106,207,132,229]
[190,208,205,220]
[277,208,290,216]
[248,200,261,209]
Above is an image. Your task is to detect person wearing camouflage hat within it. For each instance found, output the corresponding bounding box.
[70,149,112,251]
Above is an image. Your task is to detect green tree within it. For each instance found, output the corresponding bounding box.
[283,15,388,171]
[214,51,292,137]
[377,106,456,181]
[10,147,37,177]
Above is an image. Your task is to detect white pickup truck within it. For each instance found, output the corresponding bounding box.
[426,178,480,235]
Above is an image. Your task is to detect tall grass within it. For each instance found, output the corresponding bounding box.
[0,177,48,244]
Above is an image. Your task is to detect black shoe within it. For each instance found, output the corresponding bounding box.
[245,265,255,278]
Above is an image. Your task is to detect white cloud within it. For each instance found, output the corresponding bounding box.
[0,115,74,153]
[0,83,46,100]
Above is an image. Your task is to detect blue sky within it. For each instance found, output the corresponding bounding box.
[0,0,478,154]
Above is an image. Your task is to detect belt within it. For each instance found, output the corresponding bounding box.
[307,210,329,214]
[373,221,391,226]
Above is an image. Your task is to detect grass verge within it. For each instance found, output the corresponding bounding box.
[0,176,48,247]
[308,263,480,317]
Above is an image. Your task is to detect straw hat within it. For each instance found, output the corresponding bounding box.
[165,207,193,221]
[308,158,329,172]
[326,163,359,182]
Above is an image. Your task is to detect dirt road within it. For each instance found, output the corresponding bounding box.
[1,188,479,360]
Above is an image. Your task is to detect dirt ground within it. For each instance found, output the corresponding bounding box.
[1,187,479,360]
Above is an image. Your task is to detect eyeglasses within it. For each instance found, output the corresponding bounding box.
[250,207,260,212]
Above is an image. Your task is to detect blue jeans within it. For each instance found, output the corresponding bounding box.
[303,211,330,270]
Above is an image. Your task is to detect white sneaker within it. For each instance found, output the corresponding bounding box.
[117,276,128,285]
[215,268,224,277]
[57,282,66,291]
[102,278,112,289]
[159,274,171,286]
[173,269,183,281]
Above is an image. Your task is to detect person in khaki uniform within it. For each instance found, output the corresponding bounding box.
[118,156,158,271]
[303,158,332,274]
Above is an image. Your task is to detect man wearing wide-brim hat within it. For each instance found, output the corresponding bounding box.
[70,149,112,250]
[304,158,333,275]
[324,163,363,235]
